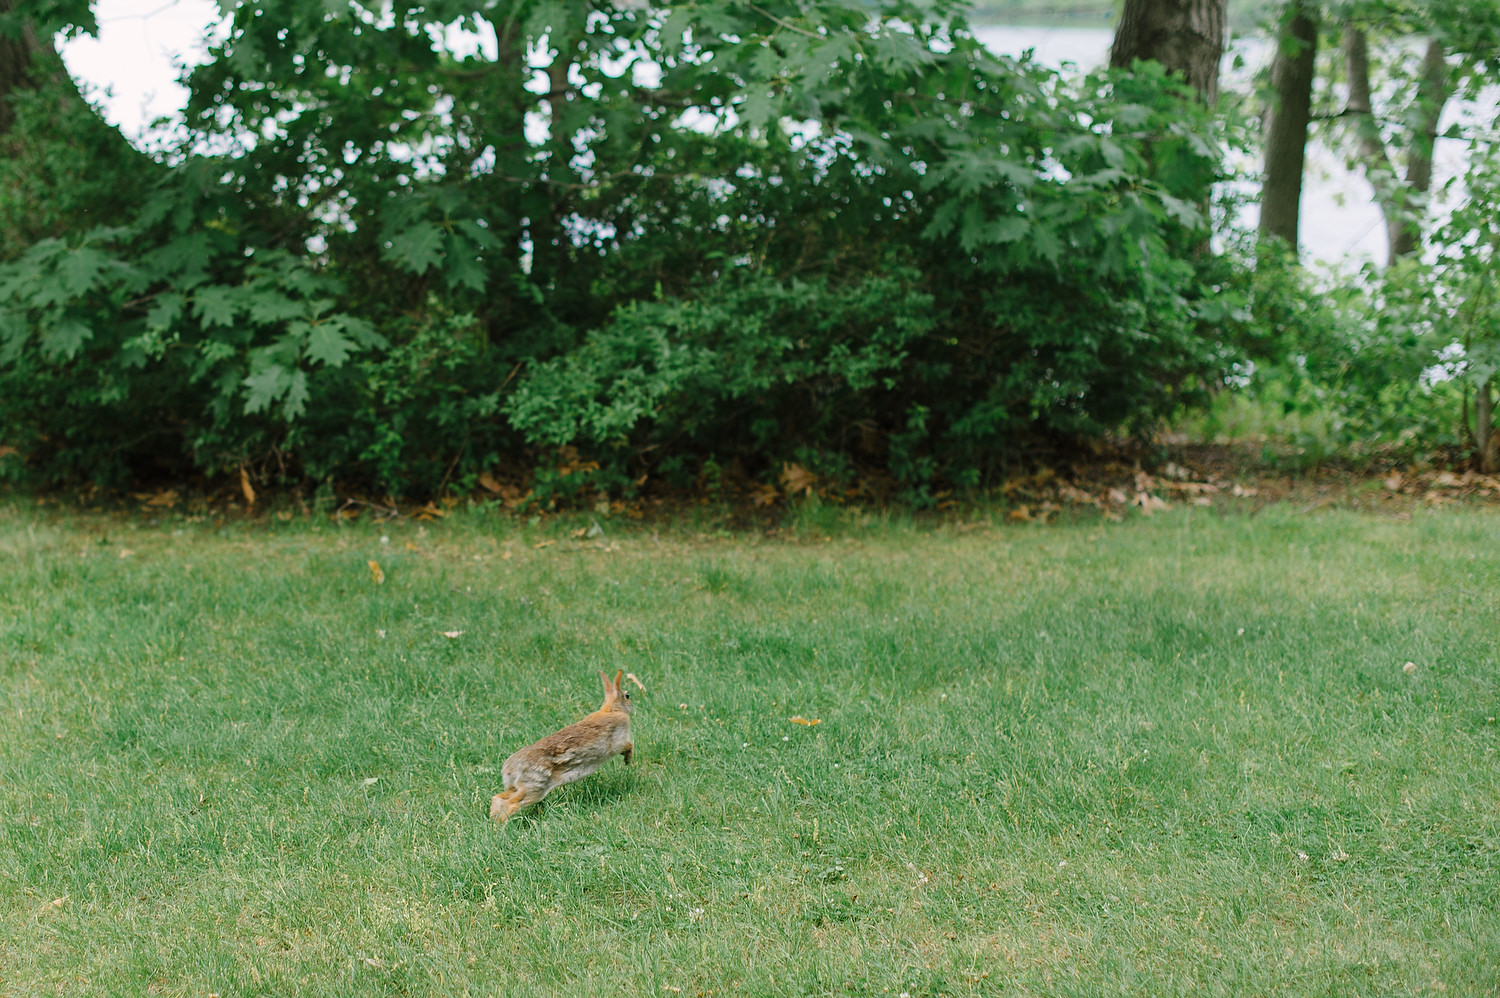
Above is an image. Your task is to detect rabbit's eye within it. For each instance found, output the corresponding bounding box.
[624,691,631,699]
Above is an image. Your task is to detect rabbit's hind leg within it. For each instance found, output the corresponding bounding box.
[489,788,523,822]
[491,785,542,823]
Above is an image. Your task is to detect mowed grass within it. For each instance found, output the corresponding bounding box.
[1,502,1497,997]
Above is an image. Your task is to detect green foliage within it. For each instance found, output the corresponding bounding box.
[0,0,1236,496]
[1207,238,1460,465]
[0,59,153,260]
[506,266,936,490]
[1430,139,1500,395]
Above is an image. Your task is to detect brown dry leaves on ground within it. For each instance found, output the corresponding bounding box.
[32,444,1500,524]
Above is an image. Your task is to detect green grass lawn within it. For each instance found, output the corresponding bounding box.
[1,501,1497,996]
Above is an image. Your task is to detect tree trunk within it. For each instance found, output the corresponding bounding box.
[1388,38,1449,260]
[0,1,64,136]
[1344,26,1451,265]
[1478,378,1499,474]
[1258,0,1318,254]
[1110,0,1227,104]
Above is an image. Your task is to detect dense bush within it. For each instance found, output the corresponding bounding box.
[0,0,1237,498]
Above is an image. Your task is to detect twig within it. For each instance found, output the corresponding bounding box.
[337,496,400,518]
[436,431,470,496]
[497,361,524,393]
[748,3,826,41]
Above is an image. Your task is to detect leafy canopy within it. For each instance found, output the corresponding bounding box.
[0,0,1232,496]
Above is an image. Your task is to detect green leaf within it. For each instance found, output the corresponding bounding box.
[40,316,92,360]
[194,285,242,328]
[455,220,501,250]
[385,222,445,275]
[1032,224,1062,265]
[243,364,290,414]
[1098,138,1126,170]
[305,323,355,367]
[246,288,304,324]
[1158,193,1204,229]
[146,292,185,331]
[984,216,1029,244]
[737,88,777,131]
[282,368,310,418]
[446,235,488,292]
[0,312,29,365]
[59,247,111,297]
[336,314,387,350]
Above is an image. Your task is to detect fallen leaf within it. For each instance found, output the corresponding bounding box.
[1007,506,1032,522]
[441,630,463,639]
[50,896,67,907]
[1135,492,1167,515]
[361,777,379,787]
[533,540,556,549]
[1107,487,1129,505]
[478,471,502,494]
[240,466,256,505]
[1161,479,1218,495]
[142,489,178,507]
[1383,474,1403,491]
[750,484,780,507]
[1403,661,1417,674]
[118,548,135,558]
[789,716,821,726]
[367,560,385,585]
[779,462,818,497]
[363,956,383,968]
[0,444,17,458]
[624,672,647,692]
[1231,484,1259,498]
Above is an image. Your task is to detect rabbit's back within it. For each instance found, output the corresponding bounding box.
[503,711,630,790]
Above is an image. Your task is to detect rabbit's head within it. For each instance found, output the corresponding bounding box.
[599,669,635,715]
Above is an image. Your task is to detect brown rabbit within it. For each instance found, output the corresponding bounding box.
[489,670,635,823]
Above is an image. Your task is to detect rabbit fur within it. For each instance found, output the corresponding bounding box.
[490,669,635,823]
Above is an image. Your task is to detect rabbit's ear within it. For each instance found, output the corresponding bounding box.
[613,669,625,693]
[600,669,613,695]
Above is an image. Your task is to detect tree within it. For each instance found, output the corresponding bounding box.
[1110,0,1227,103]
[0,0,1229,496]
[1258,0,1318,254]
[0,0,153,257]
[0,0,53,137]
[1342,24,1450,265]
